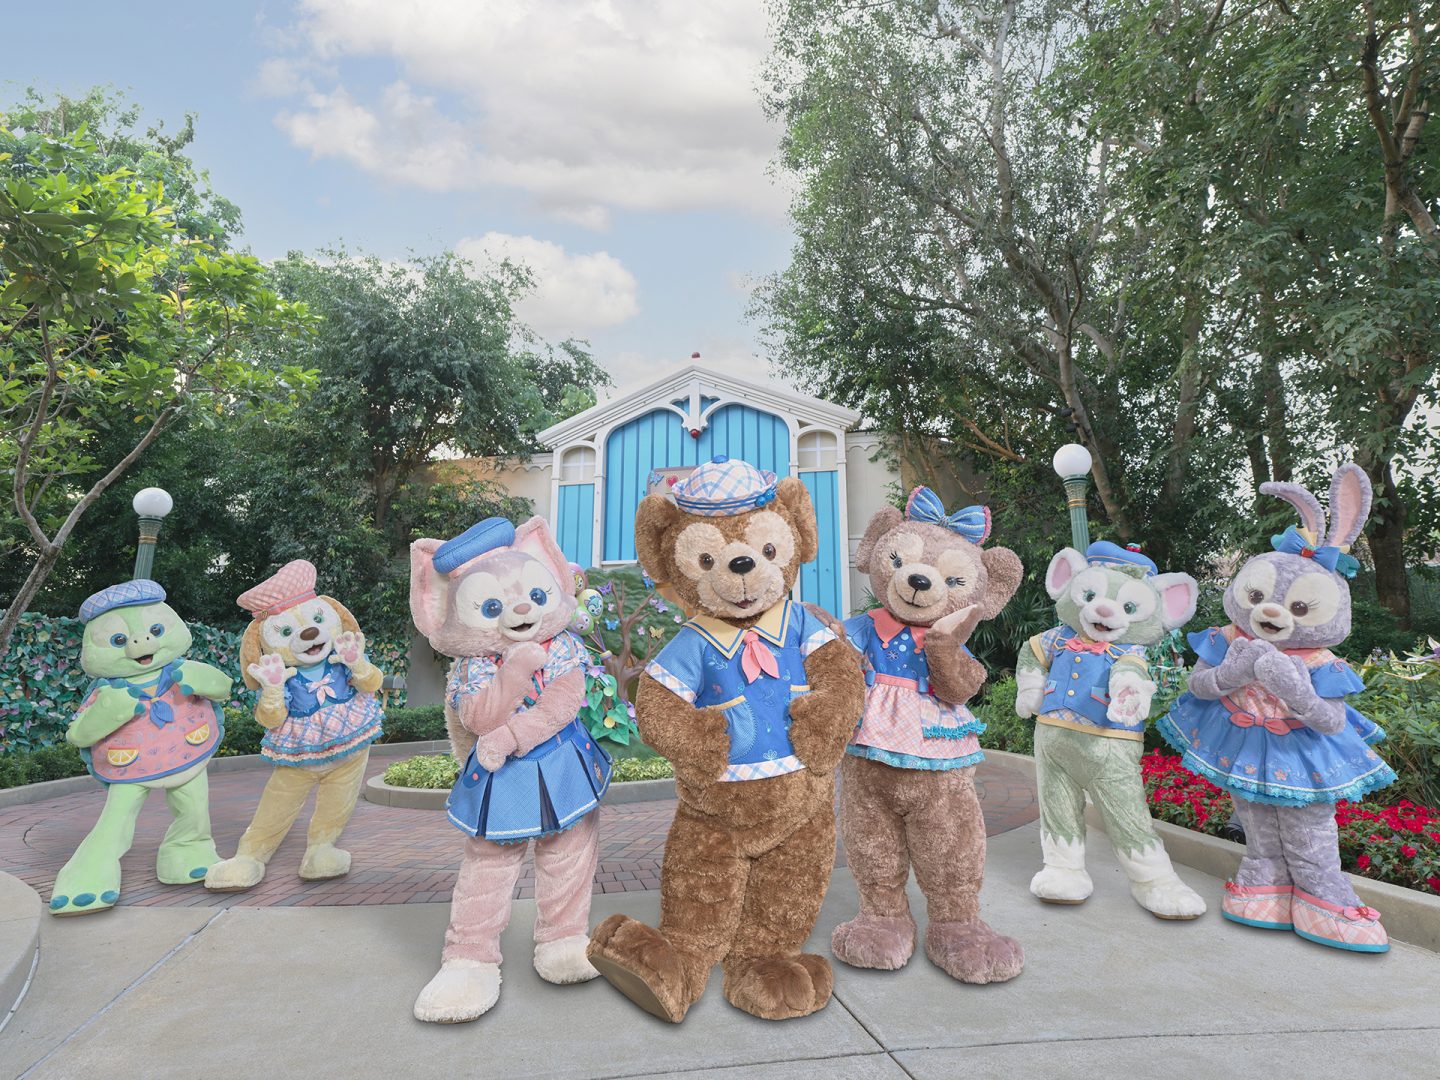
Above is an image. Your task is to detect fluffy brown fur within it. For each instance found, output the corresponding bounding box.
[587,477,865,1022]
[830,506,1025,984]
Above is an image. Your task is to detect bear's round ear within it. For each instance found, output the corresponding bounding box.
[775,477,818,563]
[634,494,683,584]
[1045,548,1088,600]
[854,507,903,573]
[239,621,263,691]
[979,546,1024,619]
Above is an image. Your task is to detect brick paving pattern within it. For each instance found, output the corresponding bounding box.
[1,752,1036,909]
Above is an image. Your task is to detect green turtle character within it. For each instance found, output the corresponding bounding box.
[48,579,232,916]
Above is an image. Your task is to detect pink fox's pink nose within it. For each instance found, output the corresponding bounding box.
[512,603,532,615]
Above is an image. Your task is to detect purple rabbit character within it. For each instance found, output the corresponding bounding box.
[1158,463,1397,952]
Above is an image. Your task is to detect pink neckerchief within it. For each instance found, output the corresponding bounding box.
[869,608,926,651]
[740,630,780,683]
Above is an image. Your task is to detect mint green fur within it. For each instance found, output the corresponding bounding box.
[1035,724,1161,856]
[50,598,230,917]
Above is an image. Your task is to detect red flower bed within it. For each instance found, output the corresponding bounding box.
[1141,750,1440,897]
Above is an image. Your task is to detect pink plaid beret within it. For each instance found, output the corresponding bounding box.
[237,559,318,618]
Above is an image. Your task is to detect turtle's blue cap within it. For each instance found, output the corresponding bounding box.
[79,579,166,623]
[433,517,517,575]
[1085,541,1156,578]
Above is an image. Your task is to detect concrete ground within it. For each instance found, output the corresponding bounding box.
[4,819,1438,1080]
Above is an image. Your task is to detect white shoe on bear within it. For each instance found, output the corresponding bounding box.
[1030,865,1094,904]
[204,855,266,892]
[413,959,501,1023]
[533,934,599,984]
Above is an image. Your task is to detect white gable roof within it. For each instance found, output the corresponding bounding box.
[537,363,861,450]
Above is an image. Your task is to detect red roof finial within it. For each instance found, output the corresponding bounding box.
[691,351,701,359]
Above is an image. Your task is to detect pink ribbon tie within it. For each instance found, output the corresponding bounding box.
[1064,637,1109,656]
[740,630,780,683]
[1228,710,1303,736]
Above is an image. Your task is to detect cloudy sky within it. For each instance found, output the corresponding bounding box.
[7,1,798,395]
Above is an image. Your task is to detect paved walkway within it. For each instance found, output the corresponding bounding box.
[4,821,1437,1080]
[0,754,1038,910]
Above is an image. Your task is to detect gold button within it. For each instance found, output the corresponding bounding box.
[1071,672,1079,679]
[1074,657,1082,664]
[1067,689,1076,696]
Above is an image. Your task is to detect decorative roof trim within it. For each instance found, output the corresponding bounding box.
[537,364,862,449]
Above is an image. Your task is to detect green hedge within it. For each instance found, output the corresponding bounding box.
[0,609,409,754]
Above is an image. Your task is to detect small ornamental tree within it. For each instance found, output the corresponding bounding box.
[0,128,314,652]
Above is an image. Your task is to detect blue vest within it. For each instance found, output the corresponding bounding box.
[283,659,358,718]
[1033,626,1147,737]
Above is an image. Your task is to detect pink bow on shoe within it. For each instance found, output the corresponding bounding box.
[1343,905,1380,922]
[740,630,780,683]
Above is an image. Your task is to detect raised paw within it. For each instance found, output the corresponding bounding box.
[413,960,501,1024]
[831,912,917,970]
[722,953,833,1021]
[333,630,366,668]
[924,919,1024,984]
[587,914,694,1023]
[247,652,294,689]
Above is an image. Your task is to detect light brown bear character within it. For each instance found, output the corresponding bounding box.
[825,488,1025,983]
[587,457,866,1023]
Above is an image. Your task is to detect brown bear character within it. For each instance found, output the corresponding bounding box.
[587,457,866,1022]
[828,488,1025,983]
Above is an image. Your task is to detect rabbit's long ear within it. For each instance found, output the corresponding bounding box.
[1259,481,1326,540]
[1325,464,1373,549]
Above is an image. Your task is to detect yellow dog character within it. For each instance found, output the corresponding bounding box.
[206,560,385,891]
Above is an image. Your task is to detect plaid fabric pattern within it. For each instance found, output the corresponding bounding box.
[720,754,804,781]
[672,457,778,517]
[644,661,696,703]
[79,578,166,622]
[237,559,318,618]
[802,626,836,656]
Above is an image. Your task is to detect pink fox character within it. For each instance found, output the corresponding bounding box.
[409,516,612,1023]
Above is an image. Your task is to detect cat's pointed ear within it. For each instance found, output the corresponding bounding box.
[1152,572,1199,629]
[1045,548,1087,600]
[1325,464,1372,549]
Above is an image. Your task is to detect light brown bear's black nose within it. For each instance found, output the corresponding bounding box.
[300,626,320,641]
[907,573,932,592]
[729,555,755,575]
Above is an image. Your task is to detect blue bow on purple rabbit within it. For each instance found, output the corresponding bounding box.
[1270,526,1360,579]
[905,486,991,545]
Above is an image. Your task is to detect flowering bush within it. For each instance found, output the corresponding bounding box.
[1141,750,1440,897]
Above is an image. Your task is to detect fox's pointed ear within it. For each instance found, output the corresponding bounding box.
[513,517,573,593]
[409,539,449,639]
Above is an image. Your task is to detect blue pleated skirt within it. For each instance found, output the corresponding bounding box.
[446,719,613,843]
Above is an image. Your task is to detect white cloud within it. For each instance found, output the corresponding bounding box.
[263,0,786,224]
[456,232,640,338]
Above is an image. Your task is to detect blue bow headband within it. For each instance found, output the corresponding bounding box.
[905,486,991,544]
[1271,525,1359,579]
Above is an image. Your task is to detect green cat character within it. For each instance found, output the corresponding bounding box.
[48,579,231,916]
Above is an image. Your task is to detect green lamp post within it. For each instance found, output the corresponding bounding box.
[1052,443,1093,551]
[131,487,173,580]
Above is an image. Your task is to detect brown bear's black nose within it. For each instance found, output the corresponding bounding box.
[729,555,755,575]
[299,626,320,641]
[907,573,932,592]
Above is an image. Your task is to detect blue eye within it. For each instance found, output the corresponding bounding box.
[481,599,503,619]
[110,633,128,648]
[529,588,548,607]
[149,623,165,637]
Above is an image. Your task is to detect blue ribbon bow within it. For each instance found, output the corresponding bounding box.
[1271,525,1359,579]
[906,486,990,544]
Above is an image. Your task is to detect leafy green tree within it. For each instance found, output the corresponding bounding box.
[0,126,313,652]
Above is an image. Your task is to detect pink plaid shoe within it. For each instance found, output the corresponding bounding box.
[1221,881,1293,930]
[1292,888,1389,953]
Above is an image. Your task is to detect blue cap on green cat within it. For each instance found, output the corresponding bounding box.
[79,579,166,623]
[1085,541,1156,577]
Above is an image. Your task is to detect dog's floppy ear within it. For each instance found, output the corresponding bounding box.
[775,477,818,564]
[239,621,264,691]
[321,596,361,636]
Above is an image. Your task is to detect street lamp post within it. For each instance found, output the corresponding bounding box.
[131,487,174,580]
[1052,444,1093,551]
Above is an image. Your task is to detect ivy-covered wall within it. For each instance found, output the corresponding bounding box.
[0,610,409,753]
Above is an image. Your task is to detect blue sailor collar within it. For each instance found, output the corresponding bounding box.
[686,598,794,659]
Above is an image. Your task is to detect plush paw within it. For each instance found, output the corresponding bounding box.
[1030,865,1093,904]
[475,726,519,772]
[534,934,599,984]
[1015,687,1043,718]
[722,953,833,1021]
[1131,874,1206,920]
[587,914,694,1023]
[931,604,983,643]
[413,960,501,1024]
[204,855,266,892]
[924,919,1024,984]
[247,653,295,690]
[503,641,548,673]
[830,913,917,970]
[299,844,352,881]
[333,630,367,668]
